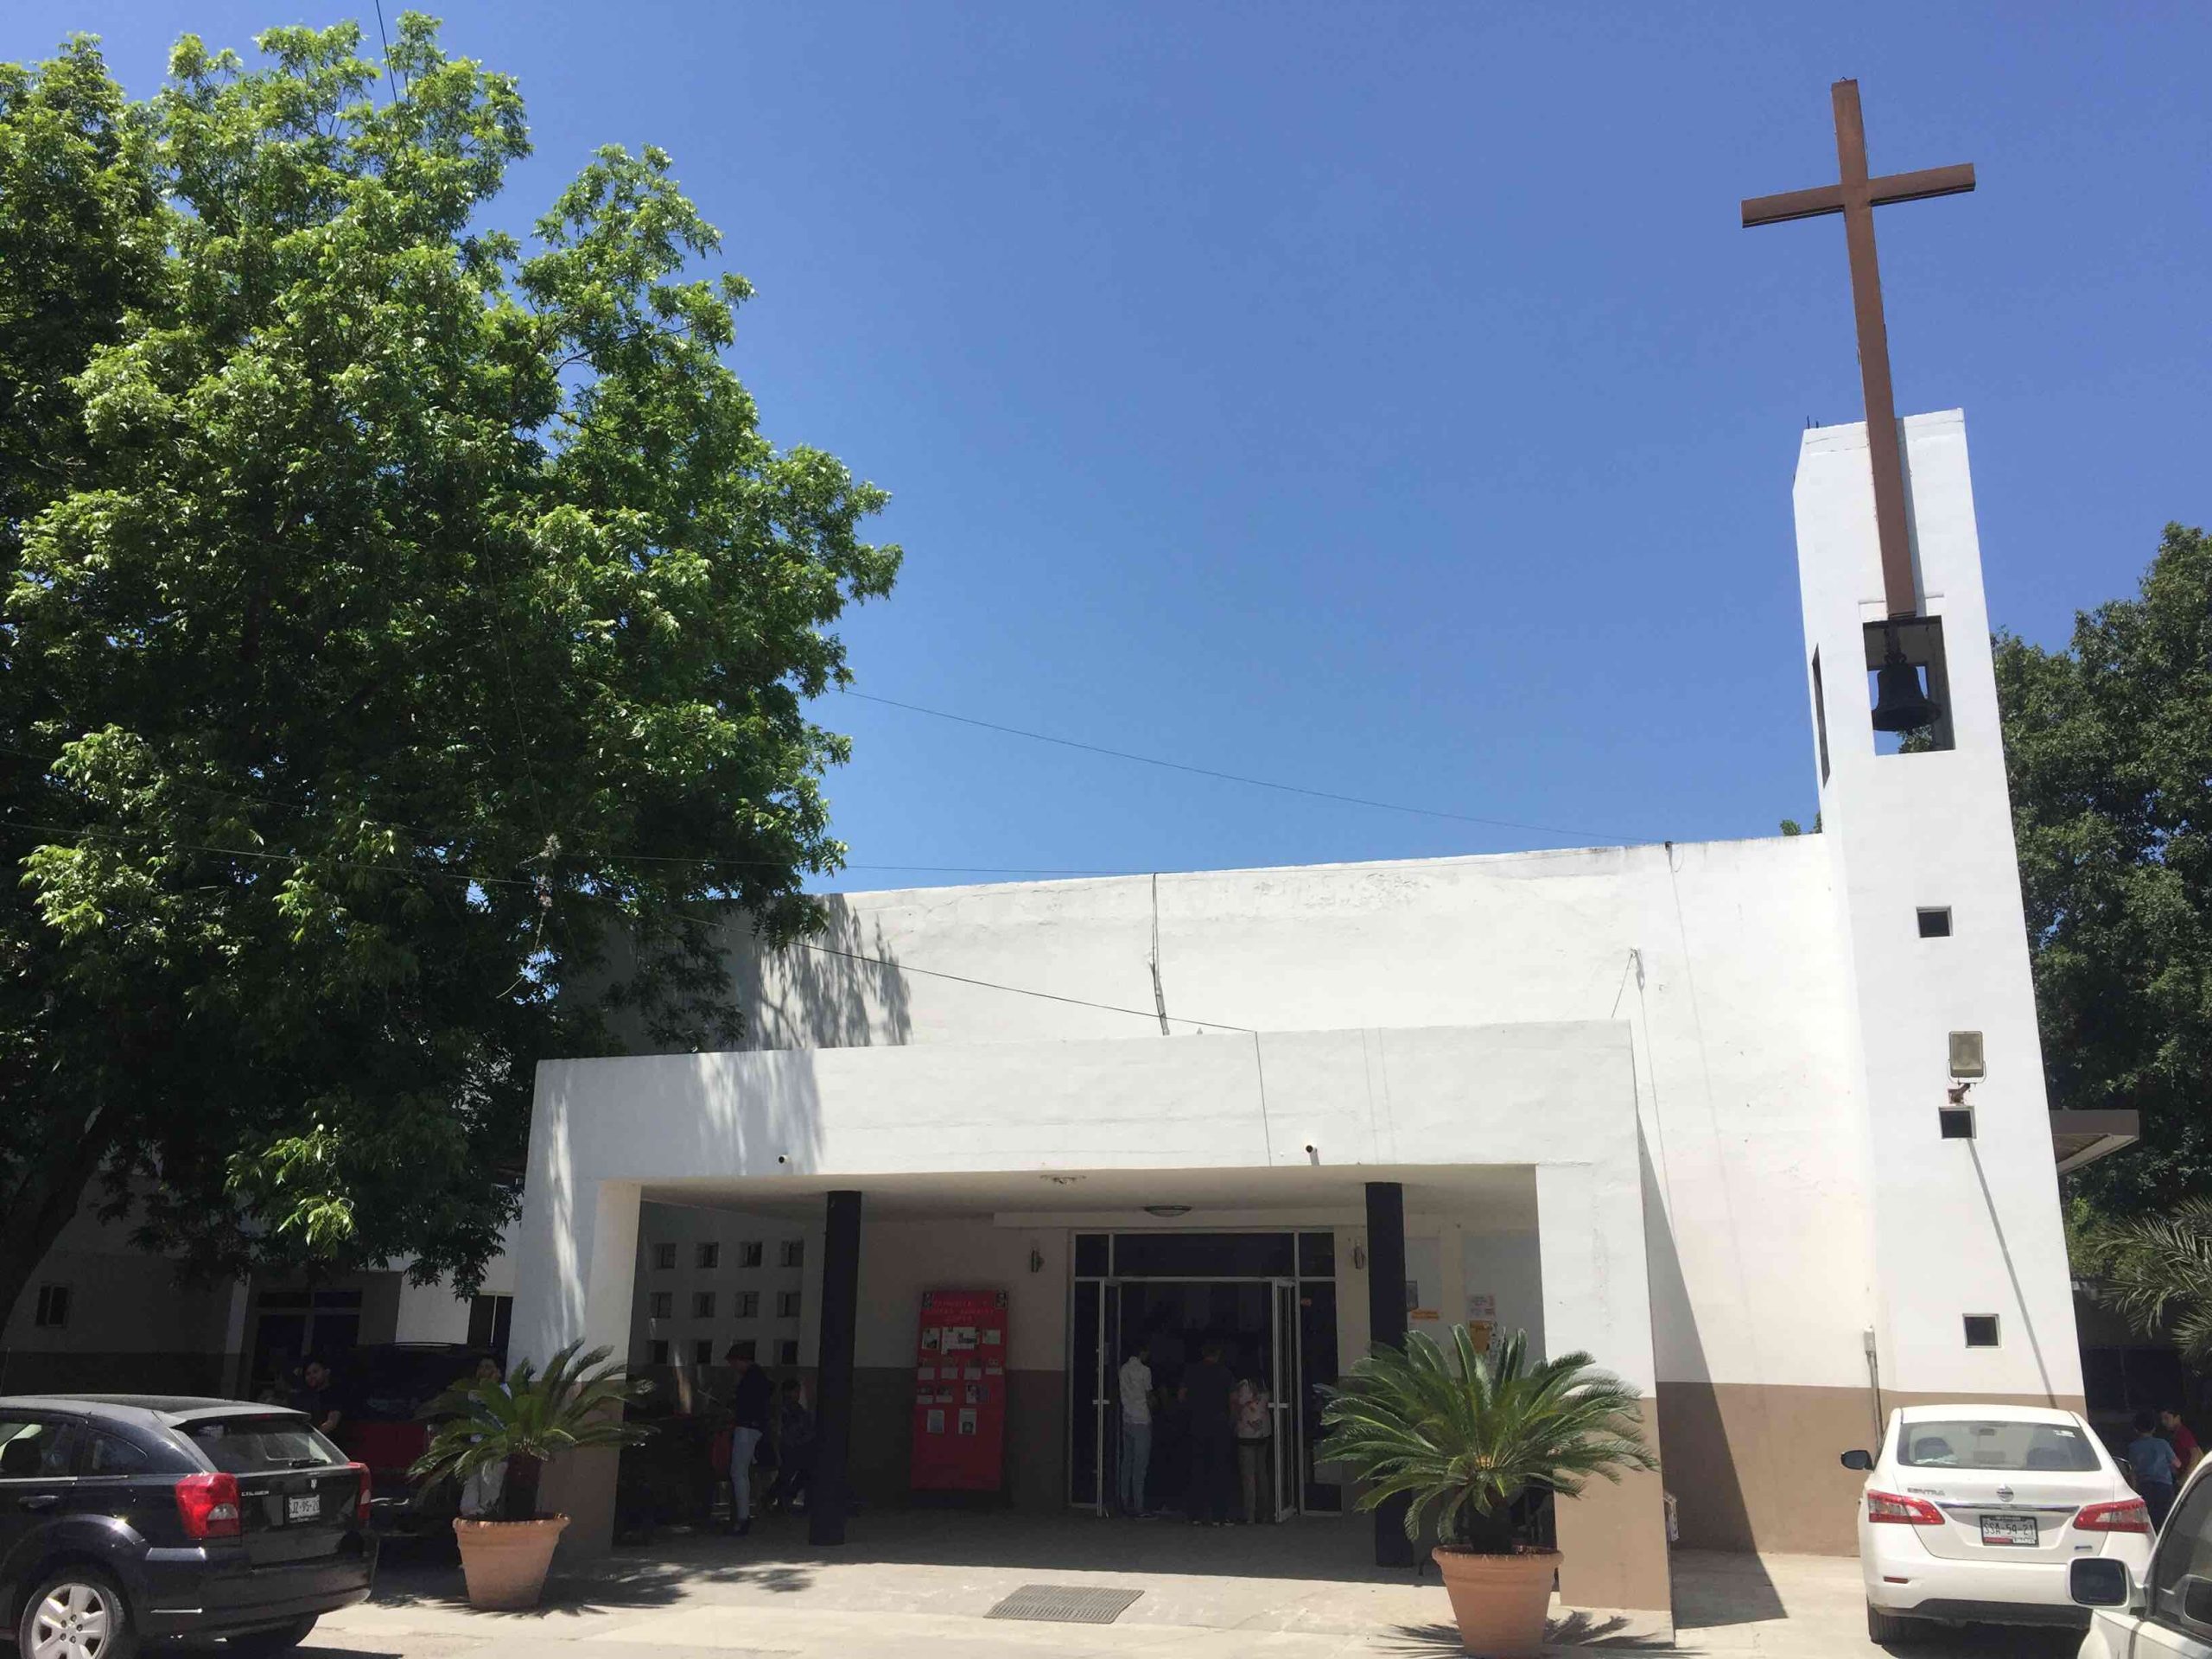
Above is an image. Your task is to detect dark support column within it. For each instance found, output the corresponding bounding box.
[1364,1179,1414,1567]
[809,1189,862,1546]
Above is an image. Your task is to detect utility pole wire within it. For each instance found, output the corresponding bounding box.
[842,690,1649,846]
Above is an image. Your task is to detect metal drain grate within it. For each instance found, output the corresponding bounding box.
[985,1584,1145,1624]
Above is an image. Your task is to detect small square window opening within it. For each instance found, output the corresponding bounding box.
[647,1291,672,1319]
[780,1239,804,1269]
[652,1243,677,1270]
[740,1241,765,1268]
[1938,1107,1975,1140]
[1964,1314,2000,1348]
[692,1291,716,1319]
[734,1291,760,1319]
[777,1290,801,1319]
[692,1339,714,1367]
[1917,907,1952,938]
[695,1243,720,1270]
[647,1338,670,1366]
[777,1339,800,1367]
[728,1338,757,1363]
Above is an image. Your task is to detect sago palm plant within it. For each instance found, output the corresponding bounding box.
[411,1341,652,1522]
[1316,1325,1656,1554]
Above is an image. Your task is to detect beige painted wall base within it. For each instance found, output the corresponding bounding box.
[1658,1381,2088,1555]
[1554,1405,1671,1614]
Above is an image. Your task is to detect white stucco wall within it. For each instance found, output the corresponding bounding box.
[714,835,1869,1398]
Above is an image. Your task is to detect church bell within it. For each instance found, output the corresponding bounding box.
[1869,634,1941,734]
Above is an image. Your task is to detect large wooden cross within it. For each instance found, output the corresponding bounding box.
[1744,79,1974,620]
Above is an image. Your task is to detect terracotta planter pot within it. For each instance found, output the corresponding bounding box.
[454,1515,569,1610]
[1430,1545,1560,1657]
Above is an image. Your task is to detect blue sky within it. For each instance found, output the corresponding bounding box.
[11,3,2208,887]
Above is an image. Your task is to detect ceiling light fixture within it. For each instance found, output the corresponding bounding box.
[1143,1205,1192,1218]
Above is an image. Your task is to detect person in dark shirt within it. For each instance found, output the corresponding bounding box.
[769,1380,817,1514]
[1180,1340,1237,1526]
[725,1349,774,1536]
[289,1357,343,1436]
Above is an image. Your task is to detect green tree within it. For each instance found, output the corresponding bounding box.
[0,19,899,1327]
[1994,525,2212,1217]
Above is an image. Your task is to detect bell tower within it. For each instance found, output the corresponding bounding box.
[1794,410,2082,1407]
[1750,82,2087,1407]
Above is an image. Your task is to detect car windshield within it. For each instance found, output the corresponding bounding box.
[181,1415,347,1474]
[1898,1419,2101,1471]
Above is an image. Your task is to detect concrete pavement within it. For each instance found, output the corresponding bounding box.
[295,1513,2089,1657]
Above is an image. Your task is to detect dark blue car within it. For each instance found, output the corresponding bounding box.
[0,1394,377,1657]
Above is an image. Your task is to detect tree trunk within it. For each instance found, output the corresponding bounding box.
[0,1110,113,1362]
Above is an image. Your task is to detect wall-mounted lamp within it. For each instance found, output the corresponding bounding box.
[1028,1247,1045,1274]
[1143,1205,1192,1218]
[1351,1243,1368,1272]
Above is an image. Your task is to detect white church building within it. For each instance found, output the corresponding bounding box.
[512,410,2133,1620]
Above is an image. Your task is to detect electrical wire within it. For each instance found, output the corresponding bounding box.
[842,689,1649,845]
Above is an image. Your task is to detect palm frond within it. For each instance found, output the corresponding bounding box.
[1315,1326,1656,1548]
[411,1340,652,1491]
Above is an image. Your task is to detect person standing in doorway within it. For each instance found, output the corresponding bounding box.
[457,1357,509,1519]
[1181,1340,1237,1526]
[1231,1366,1272,1523]
[725,1347,773,1536]
[2128,1411,2180,1528]
[769,1379,816,1515]
[1118,1344,1154,1516]
[2161,1408,2202,1483]
[289,1357,344,1437]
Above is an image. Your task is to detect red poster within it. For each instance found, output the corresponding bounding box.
[909,1287,1008,1492]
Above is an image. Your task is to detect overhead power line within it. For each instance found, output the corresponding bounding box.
[842,690,1649,846]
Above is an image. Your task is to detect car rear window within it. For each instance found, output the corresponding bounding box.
[1899,1419,2101,1471]
[181,1416,348,1474]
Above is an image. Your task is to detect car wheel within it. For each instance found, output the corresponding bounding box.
[17,1567,137,1659]
[219,1615,319,1654]
[1866,1600,1918,1646]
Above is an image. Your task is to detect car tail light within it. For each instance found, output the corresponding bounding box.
[2074,1497,2152,1534]
[1866,1490,1945,1525]
[351,1461,372,1521]
[175,1472,242,1539]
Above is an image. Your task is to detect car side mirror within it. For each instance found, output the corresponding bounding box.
[1840,1449,1874,1471]
[2070,1557,2138,1610]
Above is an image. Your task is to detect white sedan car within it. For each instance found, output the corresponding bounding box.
[1844,1403,2153,1643]
[2071,1446,2212,1656]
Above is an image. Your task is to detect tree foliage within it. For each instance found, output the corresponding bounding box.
[1993,526,2211,1217]
[1313,1326,1655,1552]
[0,18,899,1322]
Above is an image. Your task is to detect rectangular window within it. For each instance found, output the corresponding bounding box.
[1073,1234,1109,1277]
[647,1339,670,1366]
[647,1291,673,1319]
[777,1339,800,1367]
[652,1243,677,1270]
[696,1243,720,1271]
[1811,648,1831,784]
[1964,1314,2001,1348]
[1297,1232,1336,1278]
[727,1338,756,1363]
[1917,907,1952,938]
[691,1291,715,1319]
[776,1291,801,1319]
[780,1239,804,1269]
[466,1294,512,1357]
[739,1241,765,1268]
[693,1340,714,1367]
[734,1291,760,1319]
[33,1285,69,1329]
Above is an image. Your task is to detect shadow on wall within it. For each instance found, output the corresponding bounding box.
[728,896,914,1052]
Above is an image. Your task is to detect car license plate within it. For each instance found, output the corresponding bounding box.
[1980,1513,2037,1546]
[286,1493,321,1522]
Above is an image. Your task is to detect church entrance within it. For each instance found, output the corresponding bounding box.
[1068,1230,1340,1519]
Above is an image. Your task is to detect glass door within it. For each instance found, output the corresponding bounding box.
[1070,1280,1103,1510]
[1270,1280,1299,1519]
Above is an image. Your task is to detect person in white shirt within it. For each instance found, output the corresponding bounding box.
[1117,1348,1154,1516]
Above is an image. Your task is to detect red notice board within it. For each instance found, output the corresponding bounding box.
[909,1288,1008,1492]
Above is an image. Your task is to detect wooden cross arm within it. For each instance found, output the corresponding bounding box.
[1742,162,1976,227]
